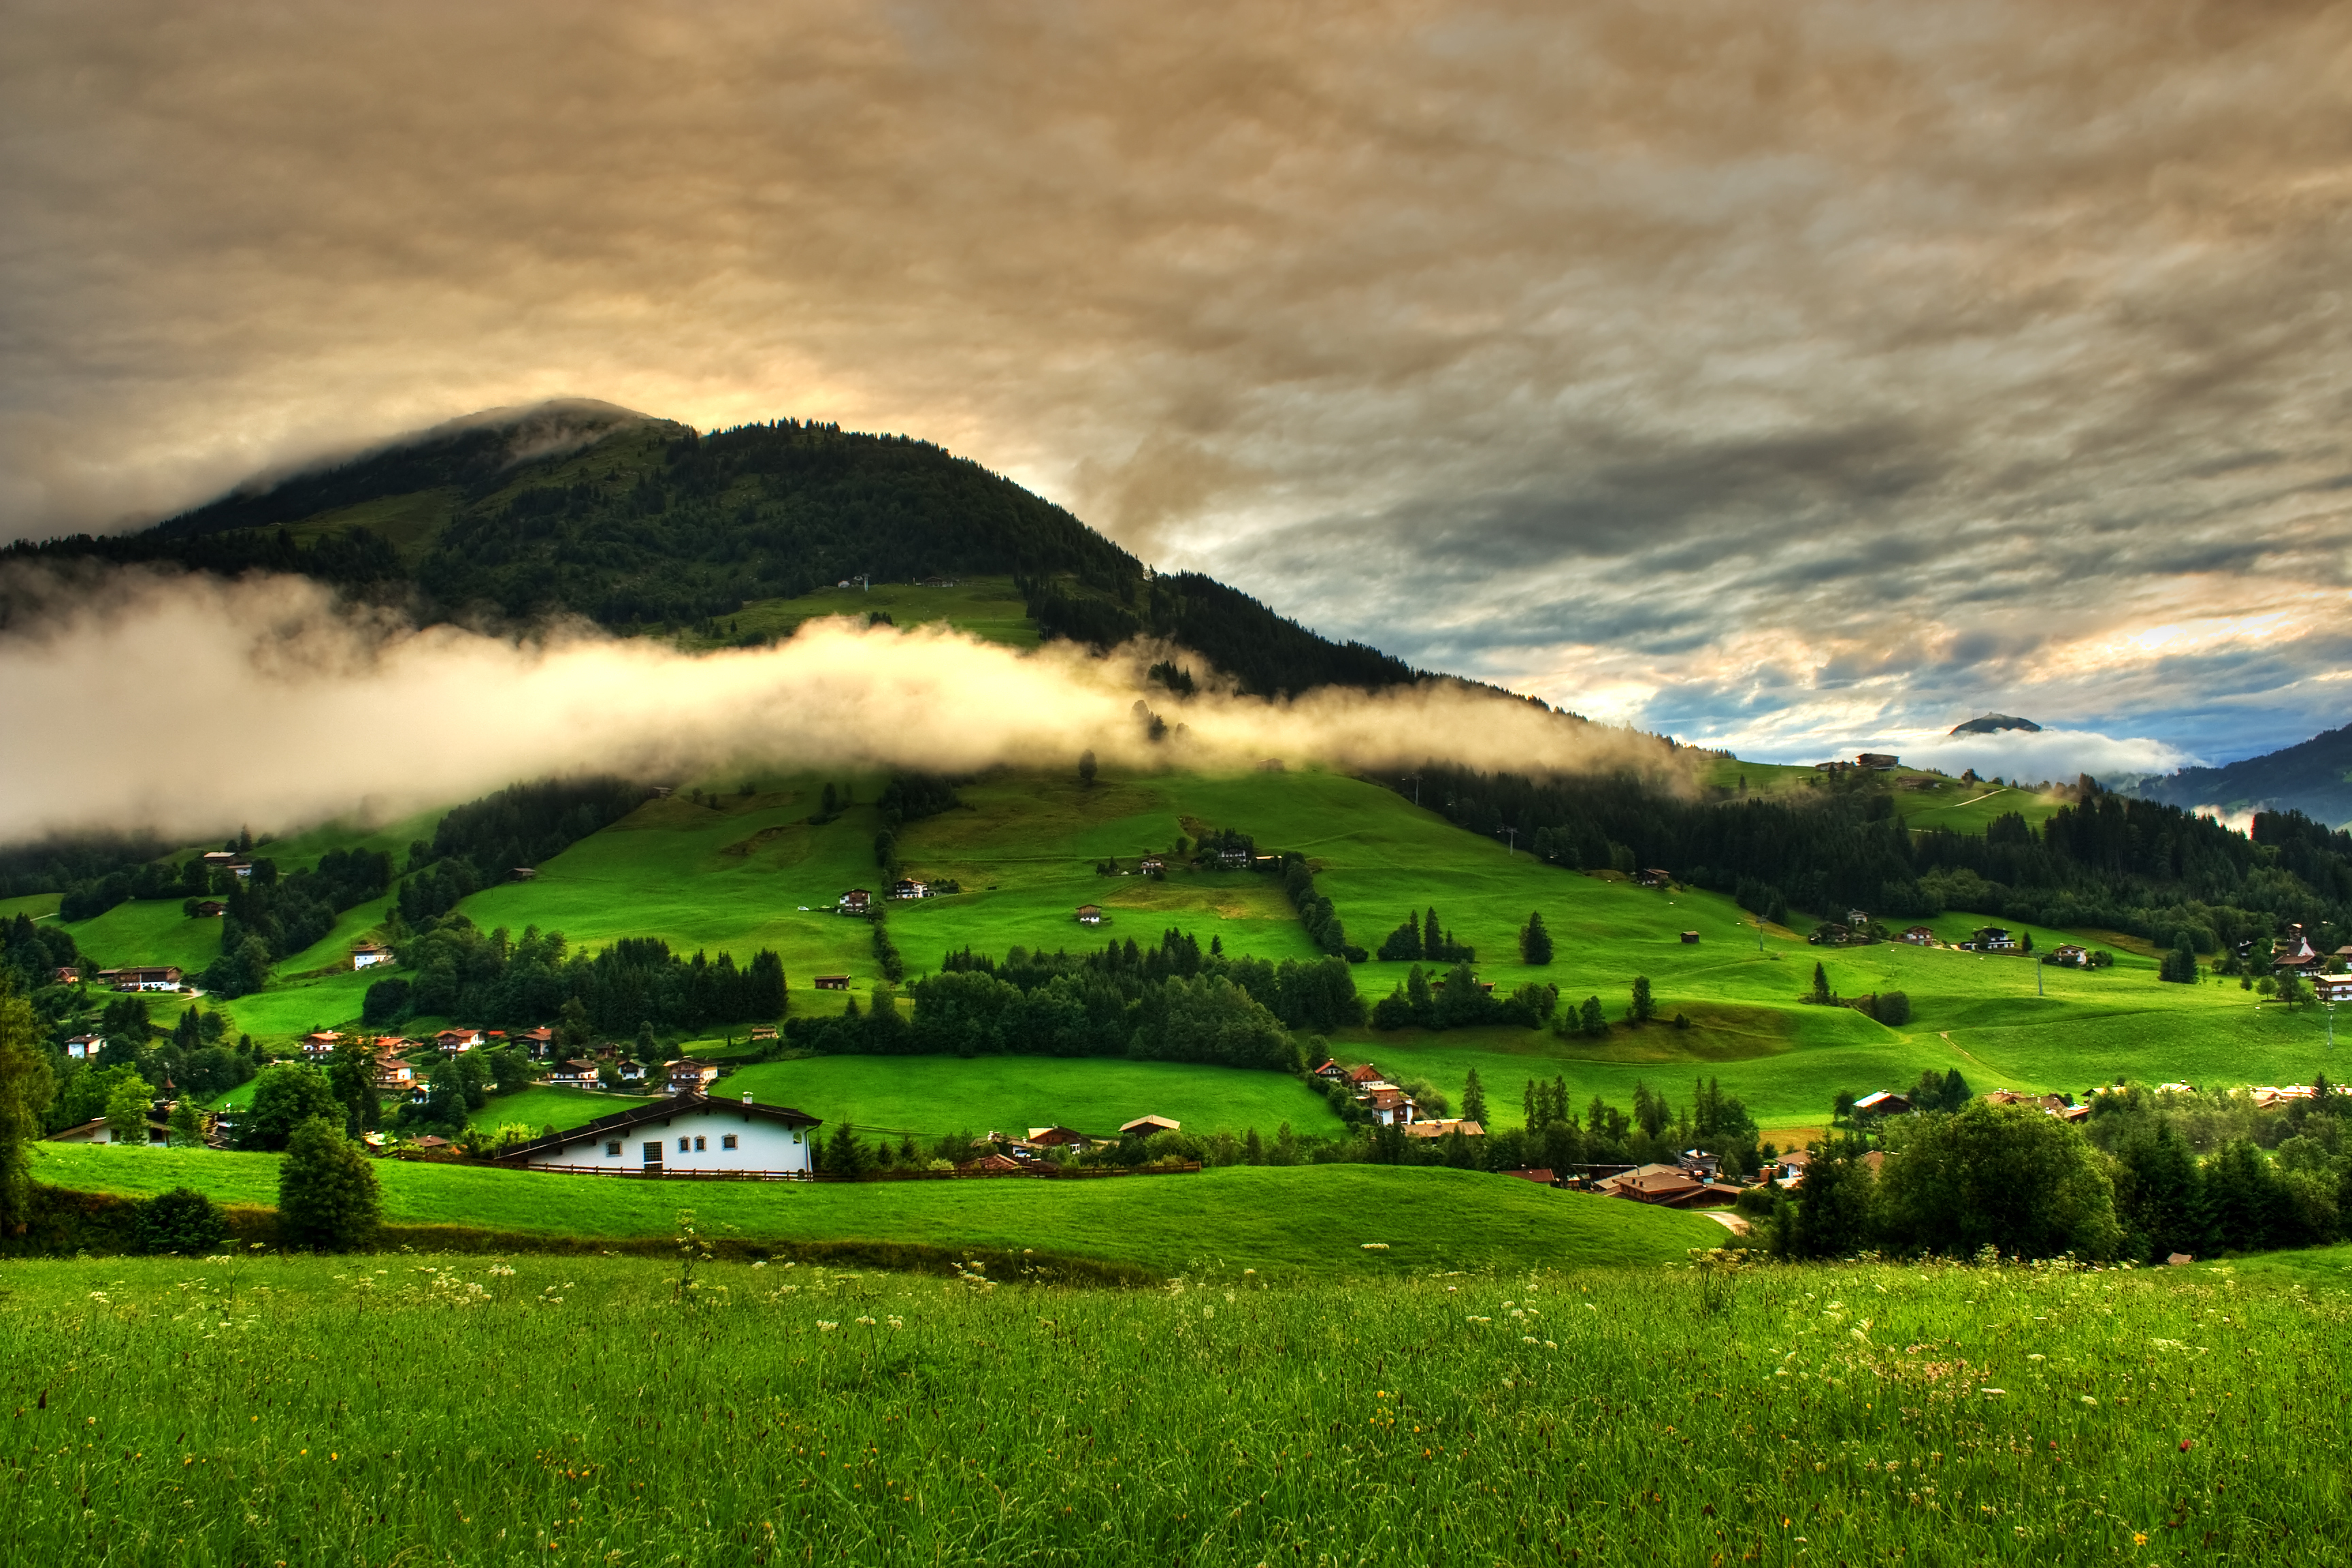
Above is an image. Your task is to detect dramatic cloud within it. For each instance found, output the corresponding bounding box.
[0,568,1678,843]
[4,1,2351,764]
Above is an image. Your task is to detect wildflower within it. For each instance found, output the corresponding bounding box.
[2178,1439,2195,1452]
[2080,1396,2098,1406]
[818,1321,838,1332]
[886,1316,903,1330]
[1522,1335,1539,1345]
[2133,1533,2148,1546]
[1360,1243,1389,1251]
[1981,1388,2006,1397]
[855,1316,877,1326]
[752,1260,768,1270]
[1543,1341,1557,1350]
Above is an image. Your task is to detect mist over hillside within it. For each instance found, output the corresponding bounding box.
[3,403,1435,704]
[2125,722,2352,830]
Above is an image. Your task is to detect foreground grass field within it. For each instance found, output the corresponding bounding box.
[4,1247,2342,1565]
[31,1145,1719,1275]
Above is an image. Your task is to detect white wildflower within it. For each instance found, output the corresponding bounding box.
[818,1321,838,1332]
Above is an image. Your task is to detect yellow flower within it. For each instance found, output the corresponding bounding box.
[2134,1533,2148,1546]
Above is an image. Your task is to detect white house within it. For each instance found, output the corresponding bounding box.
[108,966,184,992]
[497,1093,822,1176]
[352,942,394,969]
[64,1034,102,1060]
[48,1115,170,1146]
[436,1028,484,1054]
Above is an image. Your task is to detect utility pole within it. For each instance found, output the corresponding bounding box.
[2036,960,2044,998]
[1502,827,1518,858]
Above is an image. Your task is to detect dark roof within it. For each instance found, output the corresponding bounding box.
[492,1093,821,1163]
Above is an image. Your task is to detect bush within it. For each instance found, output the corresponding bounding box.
[1871,991,1910,1026]
[277,1115,381,1252]
[361,976,412,1024]
[240,1064,342,1152]
[134,1186,227,1255]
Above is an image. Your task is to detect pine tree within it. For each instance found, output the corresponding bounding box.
[1463,1068,1488,1126]
[1810,962,1831,1004]
[1629,975,1655,1024]
[1578,994,1605,1036]
[1078,750,1098,787]
[277,1115,381,1251]
[1243,1126,1265,1165]
[1522,1077,1539,1129]
[1519,911,1553,965]
[1423,906,1443,959]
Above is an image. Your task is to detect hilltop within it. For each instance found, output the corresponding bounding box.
[5,402,1424,700]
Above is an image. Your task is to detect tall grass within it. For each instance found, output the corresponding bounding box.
[3,1245,2342,1564]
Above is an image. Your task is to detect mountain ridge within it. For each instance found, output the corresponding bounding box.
[2126,721,2352,828]
[3,402,1446,702]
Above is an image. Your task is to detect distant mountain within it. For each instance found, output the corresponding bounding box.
[1950,714,2041,734]
[5,404,1431,700]
[2129,722,2352,828]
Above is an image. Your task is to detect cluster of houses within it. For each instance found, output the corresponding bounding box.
[1309,1058,1485,1139]
[836,880,935,915]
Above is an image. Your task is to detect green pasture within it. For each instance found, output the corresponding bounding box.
[718,1054,1343,1140]
[466,1084,658,1132]
[1,891,61,921]
[677,573,1041,651]
[29,1145,1716,1275]
[5,1247,2345,1565]
[270,893,393,979]
[1695,755,2068,834]
[58,896,223,973]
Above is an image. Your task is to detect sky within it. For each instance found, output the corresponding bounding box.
[5,0,2351,773]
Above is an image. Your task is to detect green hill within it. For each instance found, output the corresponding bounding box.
[91,759,2346,1143]
[29,1145,1719,1275]
[5,402,1424,698]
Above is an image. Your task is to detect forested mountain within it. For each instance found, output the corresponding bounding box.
[2127,723,2352,830]
[1409,763,2352,958]
[4,403,1423,698]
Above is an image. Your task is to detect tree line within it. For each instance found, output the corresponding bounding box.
[1405,764,2352,956]
[361,918,785,1036]
[783,928,1363,1068]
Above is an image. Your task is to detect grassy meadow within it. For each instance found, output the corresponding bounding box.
[675,572,1044,651]
[4,1245,2343,1565]
[52,758,2342,1144]
[29,1145,1718,1275]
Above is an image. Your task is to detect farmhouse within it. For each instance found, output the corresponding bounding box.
[1026,1126,1091,1148]
[2273,926,2323,970]
[436,1028,484,1053]
[54,966,83,983]
[510,867,538,882]
[1632,868,1671,887]
[48,1114,169,1146]
[63,1034,101,1060]
[749,1024,778,1041]
[1139,857,1165,875]
[515,1025,554,1056]
[374,1058,418,1092]
[351,942,394,969]
[1362,1086,1419,1125]
[496,1092,822,1176]
[1119,1114,1181,1138]
[299,1030,341,1059]
[109,966,183,992]
[1599,1164,1710,1206]
[1680,930,1700,944]
[2312,973,2352,1004]
[1898,926,1938,945]
[189,901,225,917]
[1217,846,1252,868]
[666,1059,721,1096]
[889,878,930,900]
[1961,927,2019,953]
[1076,904,1104,926]
[1346,1063,1386,1087]
[2046,944,2090,968]
[1852,1090,1912,1116]
[837,889,872,914]
[1857,753,1900,770]
[546,1059,602,1089]
[199,851,241,868]
[813,975,851,991]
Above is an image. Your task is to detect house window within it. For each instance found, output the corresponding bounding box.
[721,1134,738,1150]
[605,1140,621,1158]
[678,1137,690,1153]
[694,1136,707,1152]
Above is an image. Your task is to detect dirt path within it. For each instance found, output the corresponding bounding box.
[1702,1211,1751,1235]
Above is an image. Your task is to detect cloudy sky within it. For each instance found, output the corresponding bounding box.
[6,0,2351,772]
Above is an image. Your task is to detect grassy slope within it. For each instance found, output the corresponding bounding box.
[30,1144,1717,1275]
[335,764,2345,1135]
[717,1056,1341,1140]
[0,892,61,921]
[466,1084,659,1132]
[674,573,1042,651]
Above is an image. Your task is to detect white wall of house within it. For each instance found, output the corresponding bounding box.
[51,1124,156,1145]
[520,1105,814,1174]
